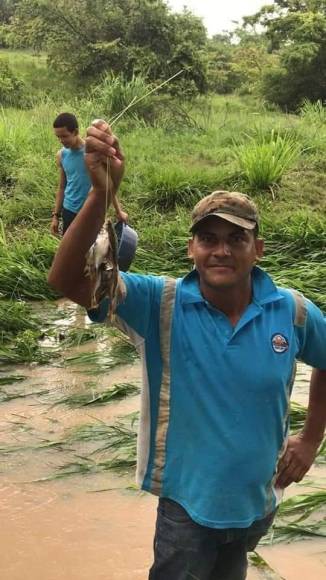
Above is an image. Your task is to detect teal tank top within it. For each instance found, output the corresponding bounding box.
[61,146,91,213]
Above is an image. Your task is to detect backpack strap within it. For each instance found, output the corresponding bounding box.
[290,289,307,327]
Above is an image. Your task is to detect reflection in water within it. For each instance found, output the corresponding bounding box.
[0,317,325,580]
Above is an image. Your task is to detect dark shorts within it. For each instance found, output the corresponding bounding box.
[62,207,77,235]
[149,498,276,580]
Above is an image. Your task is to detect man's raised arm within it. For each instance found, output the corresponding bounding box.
[48,120,125,308]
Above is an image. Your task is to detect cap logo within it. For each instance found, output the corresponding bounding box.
[271,333,289,354]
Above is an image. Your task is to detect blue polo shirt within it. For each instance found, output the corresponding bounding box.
[88,267,326,528]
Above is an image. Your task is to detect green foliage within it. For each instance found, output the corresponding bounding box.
[90,73,154,120]
[235,128,302,190]
[205,35,240,94]
[140,164,234,210]
[0,91,324,310]
[65,336,139,374]
[0,298,39,343]
[252,1,326,108]
[299,98,326,123]
[55,382,140,407]
[0,58,28,107]
[7,0,208,95]
[0,140,17,186]
[0,227,58,299]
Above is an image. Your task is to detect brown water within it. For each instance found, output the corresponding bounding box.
[0,310,325,580]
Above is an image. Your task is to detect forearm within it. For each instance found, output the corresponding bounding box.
[53,189,64,214]
[301,368,326,446]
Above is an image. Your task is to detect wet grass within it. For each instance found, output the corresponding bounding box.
[0,387,48,403]
[55,382,140,406]
[37,413,138,481]
[65,336,139,374]
[289,402,307,433]
[263,521,326,544]
[278,490,326,522]
[0,374,26,385]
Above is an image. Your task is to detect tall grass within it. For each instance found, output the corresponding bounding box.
[236,128,302,190]
[299,99,326,125]
[0,76,323,322]
[89,73,154,120]
[0,227,58,299]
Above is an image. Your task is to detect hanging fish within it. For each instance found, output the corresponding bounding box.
[84,219,125,318]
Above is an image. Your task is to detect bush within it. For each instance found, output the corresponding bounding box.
[0,140,17,186]
[90,73,155,121]
[0,58,29,108]
[235,129,302,190]
[299,99,326,125]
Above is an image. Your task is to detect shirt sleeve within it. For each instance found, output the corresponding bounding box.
[296,297,326,369]
[87,272,165,339]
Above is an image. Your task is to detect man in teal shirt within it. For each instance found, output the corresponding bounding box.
[51,112,128,235]
[48,120,326,580]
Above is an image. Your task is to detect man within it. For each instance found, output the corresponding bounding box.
[48,121,326,580]
[51,112,128,235]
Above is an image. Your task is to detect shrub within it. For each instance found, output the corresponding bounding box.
[235,129,302,190]
[90,73,155,121]
[299,99,326,125]
[0,58,29,108]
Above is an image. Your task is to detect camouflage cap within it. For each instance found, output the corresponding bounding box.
[191,190,259,232]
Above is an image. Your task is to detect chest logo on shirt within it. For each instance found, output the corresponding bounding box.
[271,333,289,354]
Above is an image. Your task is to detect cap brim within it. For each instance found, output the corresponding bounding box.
[190,212,256,232]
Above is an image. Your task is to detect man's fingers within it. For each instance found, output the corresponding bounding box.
[85,134,117,157]
[85,128,123,161]
[91,119,112,133]
[276,456,307,487]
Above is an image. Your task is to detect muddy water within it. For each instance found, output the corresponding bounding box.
[0,311,325,580]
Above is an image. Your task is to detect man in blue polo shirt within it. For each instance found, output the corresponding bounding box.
[48,120,326,580]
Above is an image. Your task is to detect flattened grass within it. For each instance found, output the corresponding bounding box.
[65,336,139,374]
[55,382,140,407]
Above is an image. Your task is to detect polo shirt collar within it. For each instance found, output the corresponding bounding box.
[180,266,283,307]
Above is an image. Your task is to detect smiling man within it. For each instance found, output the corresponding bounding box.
[48,121,326,580]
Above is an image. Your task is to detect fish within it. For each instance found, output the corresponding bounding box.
[84,219,124,318]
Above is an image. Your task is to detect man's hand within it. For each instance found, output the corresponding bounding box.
[275,433,320,488]
[51,216,59,236]
[115,209,129,223]
[85,120,125,192]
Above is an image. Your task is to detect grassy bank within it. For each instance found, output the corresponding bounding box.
[0,51,325,361]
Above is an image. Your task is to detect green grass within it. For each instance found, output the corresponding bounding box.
[235,128,302,192]
[0,374,26,385]
[55,382,140,406]
[278,490,326,522]
[0,55,323,365]
[65,336,139,374]
[37,413,138,481]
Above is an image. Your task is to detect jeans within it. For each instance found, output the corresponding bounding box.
[149,498,276,580]
[62,207,77,235]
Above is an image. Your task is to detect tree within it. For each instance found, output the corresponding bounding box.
[205,34,240,94]
[0,0,20,46]
[247,0,326,108]
[7,0,208,94]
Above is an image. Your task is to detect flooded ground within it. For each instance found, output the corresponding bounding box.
[0,305,325,579]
